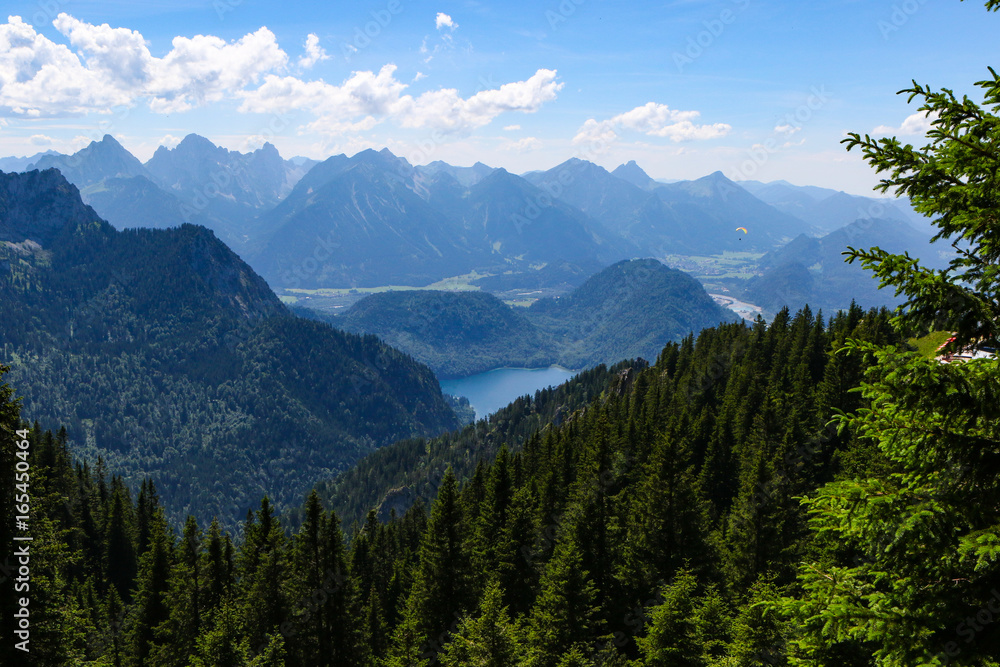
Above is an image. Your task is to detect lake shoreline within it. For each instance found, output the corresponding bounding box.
[439,366,580,419]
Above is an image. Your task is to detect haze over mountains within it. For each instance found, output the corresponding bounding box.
[0,132,948,327]
[743,216,952,315]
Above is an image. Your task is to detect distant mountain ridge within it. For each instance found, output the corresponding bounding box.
[3,137,939,304]
[31,134,151,185]
[524,160,815,254]
[737,178,926,233]
[743,216,947,315]
[248,151,630,288]
[21,134,313,251]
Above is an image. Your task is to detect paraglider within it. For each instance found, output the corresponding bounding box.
[735,227,748,235]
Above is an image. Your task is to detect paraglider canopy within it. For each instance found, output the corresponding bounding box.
[735,227,748,234]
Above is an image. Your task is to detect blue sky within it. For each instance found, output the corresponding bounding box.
[0,0,997,194]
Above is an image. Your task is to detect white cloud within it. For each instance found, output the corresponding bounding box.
[413,71,427,82]
[241,65,408,117]
[573,102,731,145]
[774,123,800,135]
[302,116,380,137]
[70,135,93,150]
[158,133,182,148]
[298,33,329,69]
[501,136,542,152]
[503,124,521,131]
[0,14,287,116]
[435,13,457,30]
[29,134,54,146]
[0,15,131,116]
[241,66,563,136]
[873,110,939,136]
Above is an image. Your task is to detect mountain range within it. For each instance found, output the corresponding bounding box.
[738,178,929,234]
[3,134,933,302]
[742,217,951,315]
[523,159,814,253]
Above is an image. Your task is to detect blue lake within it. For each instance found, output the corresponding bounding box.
[440,366,577,419]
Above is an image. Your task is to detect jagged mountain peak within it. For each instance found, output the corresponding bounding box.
[611,159,655,189]
[28,135,149,188]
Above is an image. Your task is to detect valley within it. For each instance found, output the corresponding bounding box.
[1,4,997,666]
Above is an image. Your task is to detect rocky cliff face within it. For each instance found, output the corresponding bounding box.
[0,168,104,246]
[145,134,303,209]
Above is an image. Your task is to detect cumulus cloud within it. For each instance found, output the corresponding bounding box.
[873,110,939,136]
[0,14,287,116]
[241,66,563,136]
[29,134,54,146]
[435,13,457,30]
[774,123,800,135]
[0,15,131,116]
[501,136,542,152]
[573,102,731,145]
[158,133,182,148]
[413,71,427,82]
[0,13,560,143]
[298,34,329,69]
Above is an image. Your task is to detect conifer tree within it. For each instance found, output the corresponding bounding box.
[440,579,525,667]
[634,569,701,667]
[104,477,138,601]
[526,536,599,667]
[779,4,1000,662]
[397,467,474,647]
[237,497,287,659]
[152,515,203,666]
[496,486,540,616]
[127,506,174,666]
[201,517,231,618]
[625,431,709,597]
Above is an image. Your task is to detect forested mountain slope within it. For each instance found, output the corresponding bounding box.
[330,259,734,377]
[0,303,909,666]
[331,290,554,377]
[311,361,636,530]
[0,169,459,525]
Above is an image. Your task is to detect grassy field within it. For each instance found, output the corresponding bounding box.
[278,272,492,312]
[663,252,764,280]
[908,330,953,358]
[285,271,489,297]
